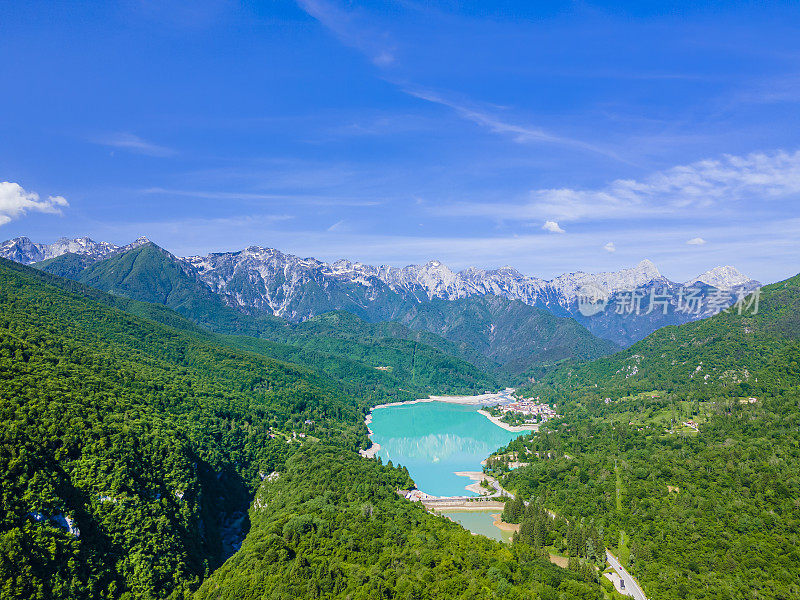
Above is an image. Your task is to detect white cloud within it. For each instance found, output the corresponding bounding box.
[141,187,381,207]
[603,241,616,252]
[93,133,176,157]
[687,237,707,245]
[296,0,396,66]
[542,220,565,234]
[294,2,620,160]
[434,149,800,224]
[404,87,623,161]
[0,182,69,226]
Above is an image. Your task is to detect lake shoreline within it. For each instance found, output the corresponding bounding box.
[476,410,538,433]
[359,413,381,458]
[363,392,530,497]
[454,470,489,495]
[435,507,516,543]
[364,392,537,434]
[491,513,520,533]
[369,391,510,412]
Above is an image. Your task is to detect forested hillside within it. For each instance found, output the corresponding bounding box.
[489,275,800,599]
[399,295,619,373]
[37,242,625,379]
[0,258,364,598]
[195,446,603,600]
[520,273,800,403]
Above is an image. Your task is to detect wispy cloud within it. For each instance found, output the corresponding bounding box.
[433,149,800,224]
[93,133,176,157]
[326,219,350,232]
[735,74,800,105]
[141,187,382,207]
[603,241,616,253]
[0,182,68,226]
[403,87,626,161]
[294,2,619,161]
[295,0,396,66]
[687,237,707,245]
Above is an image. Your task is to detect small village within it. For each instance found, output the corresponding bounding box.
[499,398,559,423]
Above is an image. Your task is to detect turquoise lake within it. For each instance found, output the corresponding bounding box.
[369,401,526,497]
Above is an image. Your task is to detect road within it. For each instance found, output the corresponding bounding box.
[606,550,648,600]
[486,476,513,498]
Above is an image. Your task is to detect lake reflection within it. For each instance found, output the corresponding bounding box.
[370,401,525,496]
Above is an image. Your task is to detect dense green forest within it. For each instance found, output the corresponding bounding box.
[0,258,607,599]
[399,294,619,374]
[0,258,365,598]
[9,249,800,599]
[501,497,607,587]
[487,276,800,599]
[195,446,603,600]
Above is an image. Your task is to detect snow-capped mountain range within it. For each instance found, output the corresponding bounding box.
[185,247,757,322]
[0,236,150,265]
[0,236,760,346]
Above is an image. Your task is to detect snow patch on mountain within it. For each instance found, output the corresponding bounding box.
[687,265,752,289]
[0,235,150,265]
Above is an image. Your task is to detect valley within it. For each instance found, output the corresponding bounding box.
[0,240,795,600]
[4,4,797,599]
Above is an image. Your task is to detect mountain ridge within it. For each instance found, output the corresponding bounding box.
[1,235,761,347]
[1,235,758,294]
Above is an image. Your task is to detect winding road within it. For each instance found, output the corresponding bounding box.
[606,550,648,600]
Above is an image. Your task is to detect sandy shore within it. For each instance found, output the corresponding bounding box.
[359,413,381,458]
[359,441,381,458]
[370,391,513,412]
[549,553,569,568]
[455,470,489,495]
[491,514,520,533]
[453,470,500,495]
[477,410,538,432]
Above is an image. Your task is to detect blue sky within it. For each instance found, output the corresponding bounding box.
[1,1,799,282]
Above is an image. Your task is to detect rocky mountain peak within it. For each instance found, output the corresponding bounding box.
[0,237,42,264]
[687,265,753,289]
[635,258,660,276]
[549,258,665,300]
[1,235,122,264]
